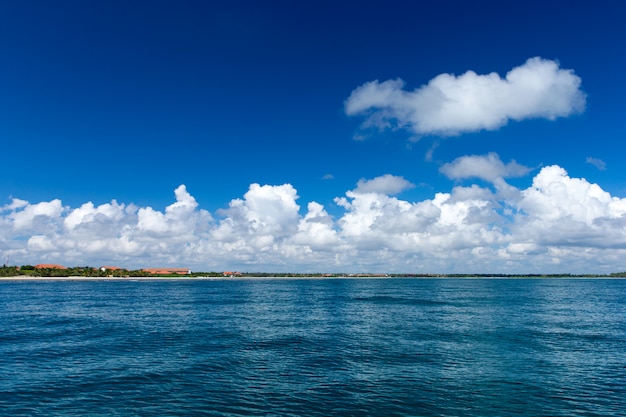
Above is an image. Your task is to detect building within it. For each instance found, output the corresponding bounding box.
[34,264,68,270]
[100,266,122,272]
[142,268,191,275]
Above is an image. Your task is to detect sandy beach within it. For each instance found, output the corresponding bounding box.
[0,275,396,281]
[0,275,225,281]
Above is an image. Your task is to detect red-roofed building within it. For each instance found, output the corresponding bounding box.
[35,264,68,270]
[142,268,191,275]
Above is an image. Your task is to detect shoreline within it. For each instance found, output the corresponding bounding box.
[1,275,624,282]
[0,275,224,281]
[1,275,395,281]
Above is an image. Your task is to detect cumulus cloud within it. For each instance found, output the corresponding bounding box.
[440,152,531,182]
[9,199,64,232]
[2,159,626,273]
[515,165,626,247]
[137,185,209,238]
[345,57,586,136]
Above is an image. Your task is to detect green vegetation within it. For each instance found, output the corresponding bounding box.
[0,266,21,277]
[0,266,151,278]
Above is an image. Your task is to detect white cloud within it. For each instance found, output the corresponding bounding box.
[586,157,607,171]
[2,160,626,274]
[514,165,626,248]
[288,202,341,249]
[216,183,300,240]
[136,185,212,240]
[64,200,128,232]
[440,152,531,182]
[345,57,586,136]
[2,198,29,211]
[9,199,64,232]
[354,174,415,195]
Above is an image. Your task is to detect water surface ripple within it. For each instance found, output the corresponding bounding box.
[1,278,624,416]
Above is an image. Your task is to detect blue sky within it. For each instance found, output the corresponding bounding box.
[2,1,626,273]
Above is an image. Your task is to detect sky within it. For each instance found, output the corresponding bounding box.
[2,0,626,274]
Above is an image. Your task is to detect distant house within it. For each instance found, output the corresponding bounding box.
[223,271,241,277]
[142,268,191,275]
[35,264,68,270]
[100,266,122,272]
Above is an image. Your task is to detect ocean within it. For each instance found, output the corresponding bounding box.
[1,278,624,416]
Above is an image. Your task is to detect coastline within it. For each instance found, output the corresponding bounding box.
[0,275,385,281]
[1,275,625,281]
[0,275,224,281]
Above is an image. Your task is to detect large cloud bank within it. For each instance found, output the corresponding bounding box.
[345,57,586,136]
[2,155,626,274]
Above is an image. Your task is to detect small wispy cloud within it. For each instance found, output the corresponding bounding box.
[322,174,334,180]
[425,141,440,162]
[352,133,369,141]
[586,157,607,171]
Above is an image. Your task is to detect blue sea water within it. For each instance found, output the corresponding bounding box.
[0,278,624,416]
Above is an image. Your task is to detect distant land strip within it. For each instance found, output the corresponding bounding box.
[1,265,625,279]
